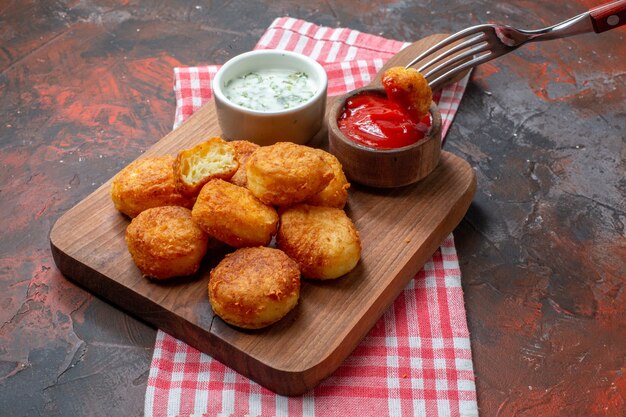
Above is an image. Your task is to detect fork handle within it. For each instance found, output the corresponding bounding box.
[590,0,626,32]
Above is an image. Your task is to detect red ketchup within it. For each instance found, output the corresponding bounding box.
[337,91,431,150]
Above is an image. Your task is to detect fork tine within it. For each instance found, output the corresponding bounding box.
[428,52,495,90]
[417,33,486,73]
[404,25,491,69]
[422,41,491,80]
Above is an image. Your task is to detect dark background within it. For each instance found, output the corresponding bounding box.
[1,1,624,416]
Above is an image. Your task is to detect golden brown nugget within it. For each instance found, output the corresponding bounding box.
[192,179,278,247]
[111,155,195,218]
[245,142,333,206]
[381,66,432,120]
[125,206,209,279]
[229,140,260,187]
[174,136,239,197]
[305,149,350,209]
[277,204,361,279]
[208,247,300,329]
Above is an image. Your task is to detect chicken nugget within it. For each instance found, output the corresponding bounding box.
[111,155,195,218]
[305,149,350,209]
[246,142,334,206]
[228,140,260,187]
[208,247,300,329]
[277,204,361,279]
[192,179,278,247]
[381,66,432,120]
[125,206,209,279]
[174,136,239,197]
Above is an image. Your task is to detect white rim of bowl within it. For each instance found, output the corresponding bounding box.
[212,50,328,116]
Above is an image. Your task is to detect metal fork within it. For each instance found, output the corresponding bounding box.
[406,0,626,89]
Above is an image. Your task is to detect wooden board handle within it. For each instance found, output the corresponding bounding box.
[590,0,626,32]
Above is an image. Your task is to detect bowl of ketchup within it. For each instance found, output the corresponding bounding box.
[328,86,442,188]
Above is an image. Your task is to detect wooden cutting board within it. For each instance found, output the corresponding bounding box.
[50,34,476,396]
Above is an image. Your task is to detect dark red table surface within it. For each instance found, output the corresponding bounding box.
[1,1,624,416]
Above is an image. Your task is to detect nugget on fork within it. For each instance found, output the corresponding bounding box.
[381,66,432,120]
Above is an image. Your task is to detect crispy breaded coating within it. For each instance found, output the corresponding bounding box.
[305,149,350,209]
[192,179,278,247]
[246,142,334,206]
[228,140,260,187]
[277,204,361,279]
[111,155,195,218]
[381,66,432,120]
[125,206,209,279]
[208,247,300,329]
[174,136,239,197]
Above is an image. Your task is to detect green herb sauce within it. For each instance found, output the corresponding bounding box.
[224,69,317,111]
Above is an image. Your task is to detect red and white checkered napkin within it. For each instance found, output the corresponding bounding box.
[146,17,477,417]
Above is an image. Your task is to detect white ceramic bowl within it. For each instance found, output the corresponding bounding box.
[213,50,328,146]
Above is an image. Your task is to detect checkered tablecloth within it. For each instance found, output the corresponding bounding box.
[146,17,477,417]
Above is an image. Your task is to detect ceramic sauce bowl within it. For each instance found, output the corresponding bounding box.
[213,50,328,146]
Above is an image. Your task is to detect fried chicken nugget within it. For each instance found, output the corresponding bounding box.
[228,140,260,187]
[305,149,350,209]
[277,204,361,279]
[174,137,239,197]
[192,179,278,247]
[125,206,209,279]
[246,142,334,206]
[111,155,195,218]
[208,247,300,329]
[381,66,432,120]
